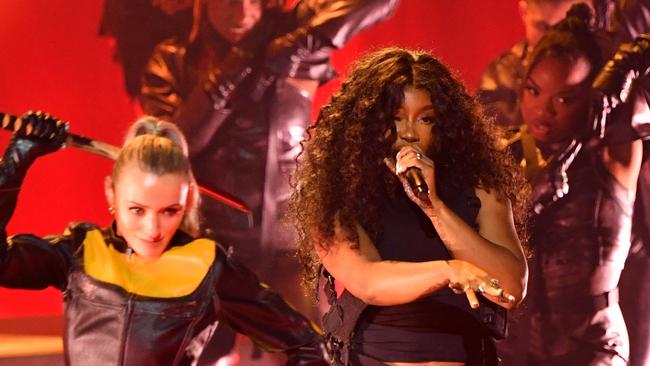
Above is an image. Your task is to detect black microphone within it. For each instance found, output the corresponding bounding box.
[405,167,428,199]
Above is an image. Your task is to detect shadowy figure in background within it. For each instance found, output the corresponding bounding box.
[139,0,399,312]
[287,47,529,366]
[504,4,649,364]
[0,112,328,366]
[99,0,194,98]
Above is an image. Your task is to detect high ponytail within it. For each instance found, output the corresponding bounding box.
[564,2,592,26]
[527,2,604,82]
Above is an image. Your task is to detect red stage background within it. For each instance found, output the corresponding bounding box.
[0,0,523,318]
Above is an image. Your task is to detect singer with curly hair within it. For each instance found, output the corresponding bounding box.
[287,47,529,366]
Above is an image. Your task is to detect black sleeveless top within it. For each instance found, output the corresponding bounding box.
[352,186,489,363]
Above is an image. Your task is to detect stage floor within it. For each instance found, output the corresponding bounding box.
[0,315,284,366]
[0,316,64,366]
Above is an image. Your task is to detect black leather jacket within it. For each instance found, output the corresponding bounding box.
[505,76,649,364]
[511,137,633,362]
[0,150,327,366]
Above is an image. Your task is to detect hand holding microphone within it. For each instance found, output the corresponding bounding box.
[385,145,438,208]
[405,162,428,199]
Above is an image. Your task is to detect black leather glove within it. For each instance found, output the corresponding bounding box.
[264,27,324,78]
[13,110,68,160]
[0,111,68,187]
[593,33,650,105]
[202,47,255,110]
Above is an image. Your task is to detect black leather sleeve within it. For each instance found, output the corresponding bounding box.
[0,140,76,290]
[216,254,327,365]
[593,34,650,143]
[296,0,400,49]
[264,0,400,82]
[140,40,244,156]
[139,40,186,121]
[613,0,650,42]
[0,232,75,291]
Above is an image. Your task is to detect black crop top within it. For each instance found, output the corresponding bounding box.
[352,186,490,363]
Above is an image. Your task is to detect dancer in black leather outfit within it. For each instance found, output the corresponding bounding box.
[505,5,649,364]
[0,112,328,366]
[478,2,650,364]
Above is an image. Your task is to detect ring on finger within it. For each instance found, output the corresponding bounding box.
[488,278,501,289]
[477,283,486,294]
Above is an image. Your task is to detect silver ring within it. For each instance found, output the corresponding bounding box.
[416,152,422,160]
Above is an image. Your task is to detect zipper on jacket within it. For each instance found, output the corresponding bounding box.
[118,294,135,365]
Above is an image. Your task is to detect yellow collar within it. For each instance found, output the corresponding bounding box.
[83,229,215,298]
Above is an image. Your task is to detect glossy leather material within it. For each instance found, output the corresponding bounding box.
[297,0,400,49]
[64,261,218,366]
[529,149,632,363]
[504,134,634,364]
[596,0,650,44]
[0,221,327,365]
[0,135,61,267]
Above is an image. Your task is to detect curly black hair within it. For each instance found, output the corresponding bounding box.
[287,47,529,293]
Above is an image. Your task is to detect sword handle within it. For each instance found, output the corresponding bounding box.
[0,112,121,160]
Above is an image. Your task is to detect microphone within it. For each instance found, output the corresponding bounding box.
[405,167,428,199]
